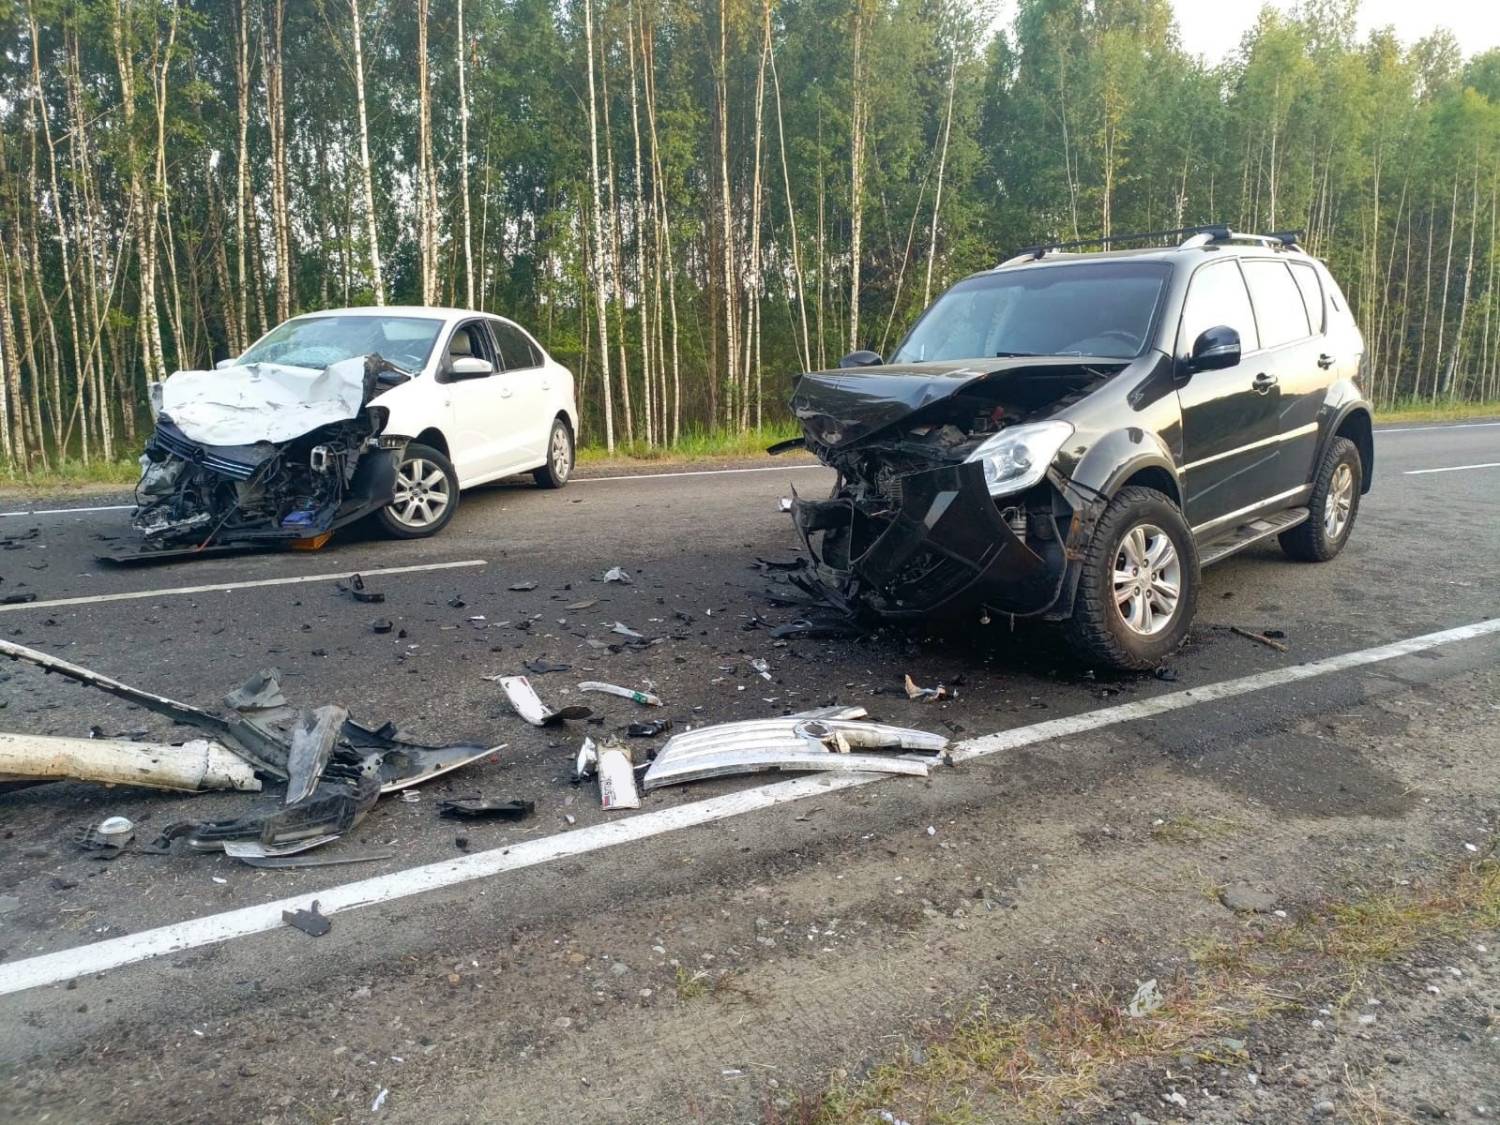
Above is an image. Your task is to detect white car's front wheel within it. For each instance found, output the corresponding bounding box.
[376,443,460,539]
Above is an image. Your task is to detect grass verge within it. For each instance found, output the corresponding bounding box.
[1375,398,1500,424]
[778,842,1499,1125]
[577,422,802,465]
[0,458,138,499]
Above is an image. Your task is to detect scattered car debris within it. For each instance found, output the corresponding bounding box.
[578,681,663,706]
[339,574,386,603]
[222,668,289,711]
[508,580,538,591]
[642,714,947,790]
[754,556,806,571]
[903,674,953,702]
[603,566,632,583]
[492,674,592,726]
[749,658,773,681]
[610,621,645,639]
[371,617,394,634]
[74,816,136,857]
[1,732,262,793]
[565,598,599,610]
[627,719,672,738]
[574,736,599,782]
[596,739,640,810]
[282,900,332,937]
[285,705,348,805]
[446,593,467,609]
[522,658,571,675]
[437,797,535,821]
[226,843,393,869]
[1,592,39,605]
[1230,625,1289,653]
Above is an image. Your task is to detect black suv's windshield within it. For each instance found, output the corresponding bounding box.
[890,260,1170,363]
[239,315,444,372]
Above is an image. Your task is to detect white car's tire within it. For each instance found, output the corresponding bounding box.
[533,417,574,489]
[376,443,460,539]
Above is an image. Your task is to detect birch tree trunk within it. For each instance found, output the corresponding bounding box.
[417,0,437,305]
[582,0,615,450]
[848,0,867,353]
[744,0,770,428]
[232,0,253,346]
[715,0,738,426]
[456,0,475,308]
[350,0,385,304]
[265,0,292,323]
[626,0,653,445]
[770,44,811,372]
[923,46,957,310]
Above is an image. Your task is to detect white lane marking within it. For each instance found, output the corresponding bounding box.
[0,559,487,615]
[574,463,828,483]
[0,504,133,518]
[1403,461,1500,476]
[1378,420,1500,434]
[2,615,1497,998]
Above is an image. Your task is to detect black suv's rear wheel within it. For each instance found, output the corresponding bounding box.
[1279,436,1361,562]
[1063,486,1199,671]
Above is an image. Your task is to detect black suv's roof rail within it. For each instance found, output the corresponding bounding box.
[997,225,1304,267]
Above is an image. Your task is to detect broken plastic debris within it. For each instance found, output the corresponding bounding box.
[285,705,348,805]
[903,674,952,702]
[508,580,538,591]
[491,675,592,726]
[578,681,663,707]
[565,598,598,611]
[341,574,385,604]
[610,621,645,640]
[642,716,947,790]
[371,618,394,634]
[597,739,640,811]
[627,719,672,738]
[437,797,535,821]
[574,736,599,782]
[602,566,632,583]
[282,900,332,937]
[522,658,571,675]
[1126,978,1164,1018]
[750,658,773,681]
[74,815,136,857]
[223,668,288,712]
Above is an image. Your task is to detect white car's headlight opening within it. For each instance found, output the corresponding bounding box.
[964,420,1074,497]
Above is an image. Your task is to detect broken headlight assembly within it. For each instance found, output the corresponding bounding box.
[964,420,1073,498]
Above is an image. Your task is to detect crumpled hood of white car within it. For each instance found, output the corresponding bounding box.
[153,357,370,446]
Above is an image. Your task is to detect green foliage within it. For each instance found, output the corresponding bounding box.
[2,0,1499,473]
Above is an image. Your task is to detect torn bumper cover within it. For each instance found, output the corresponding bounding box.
[127,355,411,552]
[791,460,1063,619]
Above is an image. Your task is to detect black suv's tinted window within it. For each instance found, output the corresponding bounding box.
[1288,261,1324,333]
[891,261,1170,363]
[1242,260,1311,348]
[1179,260,1259,354]
[492,322,539,371]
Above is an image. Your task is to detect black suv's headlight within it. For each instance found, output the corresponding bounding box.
[963,421,1073,497]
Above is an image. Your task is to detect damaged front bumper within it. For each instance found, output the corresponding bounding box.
[791,460,1069,619]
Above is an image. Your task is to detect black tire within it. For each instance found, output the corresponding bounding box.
[533,416,574,489]
[1279,436,1361,562]
[374,442,460,539]
[1062,486,1200,671]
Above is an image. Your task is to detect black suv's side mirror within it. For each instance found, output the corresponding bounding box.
[1188,325,1241,372]
[838,350,884,368]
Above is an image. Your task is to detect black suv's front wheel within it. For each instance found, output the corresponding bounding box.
[1063,486,1199,671]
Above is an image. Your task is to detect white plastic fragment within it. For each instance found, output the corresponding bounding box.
[489,675,589,726]
[1126,978,1164,1018]
[596,740,640,811]
[0,732,262,793]
[577,681,663,707]
[603,567,632,583]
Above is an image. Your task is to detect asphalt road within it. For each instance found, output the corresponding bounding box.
[1,421,1498,1124]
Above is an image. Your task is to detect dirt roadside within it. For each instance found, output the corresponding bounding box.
[2,652,1497,1124]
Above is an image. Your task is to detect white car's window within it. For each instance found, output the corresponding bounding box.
[1179,260,1259,355]
[1242,260,1312,348]
[240,315,442,372]
[492,321,540,371]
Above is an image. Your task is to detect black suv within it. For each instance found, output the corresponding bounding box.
[788,226,1372,670]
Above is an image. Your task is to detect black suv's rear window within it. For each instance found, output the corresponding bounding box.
[891,261,1170,363]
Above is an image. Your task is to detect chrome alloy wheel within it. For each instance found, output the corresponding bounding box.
[1112,522,1182,637]
[550,424,572,483]
[1324,461,1355,540]
[389,456,452,529]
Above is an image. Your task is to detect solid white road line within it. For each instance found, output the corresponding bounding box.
[0,503,133,518]
[573,463,829,484]
[0,559,487,615]
[1377,420,1500,434]
[1403,462,1500,476]
[1,614,1497,998]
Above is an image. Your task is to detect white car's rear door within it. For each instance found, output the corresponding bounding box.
[440,319,518,484]
[489,319,555,466]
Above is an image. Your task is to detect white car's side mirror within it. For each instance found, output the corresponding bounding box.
[449,356,494,379]
[215,357,239,370]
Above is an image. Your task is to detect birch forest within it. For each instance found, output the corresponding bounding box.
[2,0,1499,469]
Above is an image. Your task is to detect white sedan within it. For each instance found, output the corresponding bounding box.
[228,306,580,537]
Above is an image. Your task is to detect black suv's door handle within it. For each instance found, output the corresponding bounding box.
[1251,372,1278,394]
[1317,353,1335,369]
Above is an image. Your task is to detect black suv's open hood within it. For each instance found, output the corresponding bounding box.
[790,356,1126,448]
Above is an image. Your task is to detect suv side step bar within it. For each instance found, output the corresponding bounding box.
[1197,507,1309,567]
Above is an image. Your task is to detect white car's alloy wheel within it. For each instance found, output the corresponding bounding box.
[389,456,452,529]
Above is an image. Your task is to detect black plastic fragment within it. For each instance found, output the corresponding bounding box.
[522,658,571,675]
[340,574,385,603]
[437,797,535,821]
[371,618,394,634]
[282,900,332,937]
[1,593,37,605]
[626,719,672,738]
